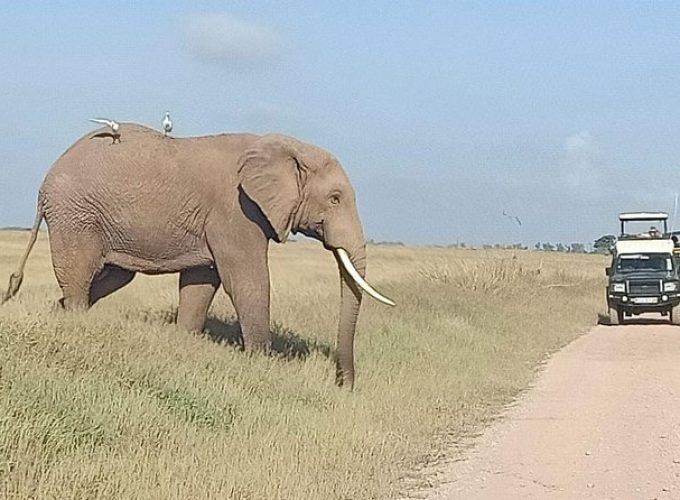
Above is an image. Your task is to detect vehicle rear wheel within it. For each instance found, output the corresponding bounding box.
[670,305,680,325]
[608,306,623,325]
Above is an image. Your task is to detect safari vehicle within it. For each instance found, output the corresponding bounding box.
[606,212,680,325]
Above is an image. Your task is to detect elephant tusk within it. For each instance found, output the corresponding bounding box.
[335,248,396,307]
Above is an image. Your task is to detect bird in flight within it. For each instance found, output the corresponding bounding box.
[502,209,522,226]
[89,118,121,144]
[162,111,173,137]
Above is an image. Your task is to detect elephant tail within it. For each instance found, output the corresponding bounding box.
[2,194,44,305]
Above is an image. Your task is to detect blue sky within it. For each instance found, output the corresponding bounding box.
[2,2,680,245]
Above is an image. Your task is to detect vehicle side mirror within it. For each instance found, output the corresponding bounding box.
[605,267,611,276]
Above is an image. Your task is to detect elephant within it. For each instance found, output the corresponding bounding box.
[2,124,395,388]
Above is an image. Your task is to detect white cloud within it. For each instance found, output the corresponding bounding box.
[560,130,602,193]
[563,130,594,154]
[185,14,283,65]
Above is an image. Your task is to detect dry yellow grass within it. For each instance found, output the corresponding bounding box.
[0,230,606,499]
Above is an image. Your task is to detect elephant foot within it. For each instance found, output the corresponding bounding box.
[176,317,207,334]
[243,337,272,355]
[54,296,88,311]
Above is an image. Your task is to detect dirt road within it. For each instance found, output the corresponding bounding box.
[420,319,680,499]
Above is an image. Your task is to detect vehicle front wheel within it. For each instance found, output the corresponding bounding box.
[608,306,623,325]
[670,305,680,325]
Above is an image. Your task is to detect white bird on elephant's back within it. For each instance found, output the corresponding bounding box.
[162,111,173,137]
[89,118,121,144]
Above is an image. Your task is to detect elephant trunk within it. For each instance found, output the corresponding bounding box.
[334,244,366,389]
[323,194,394,388]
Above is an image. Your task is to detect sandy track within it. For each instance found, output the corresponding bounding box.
[420,320,680,499]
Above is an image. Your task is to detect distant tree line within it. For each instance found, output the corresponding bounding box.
[428,241,592,253]
[532,242,588,253]
[367,239,595,253]
[366,239,406,246]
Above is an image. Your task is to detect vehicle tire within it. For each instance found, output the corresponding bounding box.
[671,305,680,326]
[608,306,623,325]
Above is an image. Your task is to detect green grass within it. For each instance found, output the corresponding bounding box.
[0,231,605,499]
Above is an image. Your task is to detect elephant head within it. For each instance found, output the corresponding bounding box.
[238,135,394,388]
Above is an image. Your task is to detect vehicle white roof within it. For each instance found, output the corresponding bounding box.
[619,212,668,221]
[615,238,674,255]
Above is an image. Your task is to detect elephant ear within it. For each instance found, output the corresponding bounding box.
[238,135,306,242]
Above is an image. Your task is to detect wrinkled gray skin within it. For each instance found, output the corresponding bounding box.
[4,124,370,388]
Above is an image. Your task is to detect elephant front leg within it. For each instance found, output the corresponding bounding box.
[208,225,271,353]
[228,265,272,353]
[178,266,221,332]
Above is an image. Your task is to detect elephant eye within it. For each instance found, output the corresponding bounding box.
[330,194,341,205]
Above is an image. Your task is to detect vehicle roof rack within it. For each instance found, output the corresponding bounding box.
[619,212,669,221]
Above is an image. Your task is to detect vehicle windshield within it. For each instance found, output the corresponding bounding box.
[616,253,673,273]
[619,219,668,239]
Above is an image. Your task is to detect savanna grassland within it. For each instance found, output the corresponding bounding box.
[0,230,606,499]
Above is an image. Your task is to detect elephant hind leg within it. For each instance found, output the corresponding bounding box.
[89,265,135,306]
[178,266,221,332]
[50,229,105,310]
